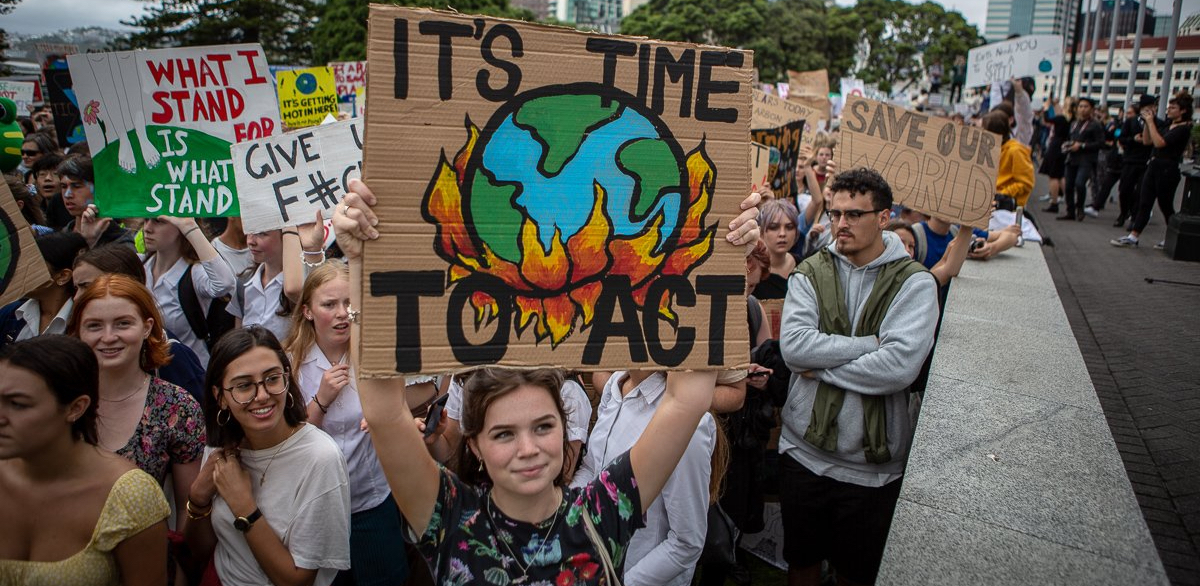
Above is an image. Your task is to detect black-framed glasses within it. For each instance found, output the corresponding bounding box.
[826,208,887,224]
[21,149,41,157]
[222,371,290,405]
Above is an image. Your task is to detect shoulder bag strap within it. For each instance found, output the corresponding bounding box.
[580,510,622,586]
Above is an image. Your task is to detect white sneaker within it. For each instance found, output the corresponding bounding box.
[1110,235,1139,247]
[1154,240,1166,250]
[1039,193,1052,202]
[1084,206,1099,218]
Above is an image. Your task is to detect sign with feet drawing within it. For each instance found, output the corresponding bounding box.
[67,45,281,218]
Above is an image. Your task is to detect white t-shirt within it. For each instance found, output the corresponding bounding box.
[204,424,351,586]
[226,264,292,342]
[446,376,593,443]
[212,237,256,276]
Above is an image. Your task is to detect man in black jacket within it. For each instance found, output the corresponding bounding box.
[1058,97,1105,221]
[1112,95,1156,228]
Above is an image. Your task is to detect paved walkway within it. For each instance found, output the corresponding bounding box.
[1033,174,1200,585]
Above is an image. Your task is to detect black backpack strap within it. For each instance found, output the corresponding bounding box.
[177,264,210,346]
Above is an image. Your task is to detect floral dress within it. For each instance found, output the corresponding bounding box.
[115,377,205,484]
[418,452,644,586]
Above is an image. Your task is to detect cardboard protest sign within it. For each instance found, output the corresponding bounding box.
[0,81,35,116]
[751,120,804,200]
[840,77,864,99]
[758,298,784,340]
[66,45,280,218]
[837,96,997,229]
[966,34,1062,88]
[361,6,753,375]
[232,118,363,233]
[276,66,339,129]
[753,88,821,150]
[35,43,78,62]
[43,59,83,147]
[331,61,367,117]
[0,181,51,307]
[788,69,828,98]
[750,141,778,195]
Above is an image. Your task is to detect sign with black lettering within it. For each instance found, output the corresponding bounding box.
[750,119,804,200]
[360,6,752,375]
[0,181,51,307]
[752,88,821,150]
[966,35,1062,88]
[837,96,997,229]
[232,119,362,233]
[66,45,281,217]
[750,141,777,195]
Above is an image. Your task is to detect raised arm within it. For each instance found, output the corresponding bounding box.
[335,180,442,535]
[629,370,717,513]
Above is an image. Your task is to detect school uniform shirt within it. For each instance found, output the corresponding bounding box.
[295,345,391,514]
[445,377,593,443]
[570,371,715,586]
[226,264,291,342]
[144,254,236,364]
[15,297,74,341]
[203,424,351,586]
[211,237,256,276]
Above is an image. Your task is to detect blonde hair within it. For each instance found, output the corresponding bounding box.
[283,259,349,361]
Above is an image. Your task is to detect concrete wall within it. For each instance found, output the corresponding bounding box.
[877,243,1170,585]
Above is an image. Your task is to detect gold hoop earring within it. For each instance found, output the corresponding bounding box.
[286,392,294,408]
[216,408,231,426]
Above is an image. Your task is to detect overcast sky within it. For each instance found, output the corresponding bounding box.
[3,0,1199,36]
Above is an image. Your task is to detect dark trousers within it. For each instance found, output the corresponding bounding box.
[1091,168,1120,210]
[1116,163,1147,223]
[1131,158,1182,234]
[1064,161,1094,215]
[949,81,963,103]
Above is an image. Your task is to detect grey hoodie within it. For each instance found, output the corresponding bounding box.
[778,231,939,487]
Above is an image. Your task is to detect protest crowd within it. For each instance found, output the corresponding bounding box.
[0,8,1195,586]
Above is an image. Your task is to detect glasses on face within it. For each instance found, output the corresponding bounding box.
[21,149,40,157]
[222,371,290,405]
[826,208,886,224]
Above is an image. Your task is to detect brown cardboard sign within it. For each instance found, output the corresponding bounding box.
[752,88,820,149]
[787,69,828,97]
[837,96,997,229]
[361,6,753,375]
[750,141,777,195]
[0,181,51,307]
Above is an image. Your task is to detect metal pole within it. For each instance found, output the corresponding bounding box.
[1099,0,1121,108]
[1076,0,1094,97]
[1123,0,1149,107]
[1066,0,1086,99]
[1159,0,1183,112]
[1086,0,1105,100]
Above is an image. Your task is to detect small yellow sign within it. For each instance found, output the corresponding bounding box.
[276,66,339,129]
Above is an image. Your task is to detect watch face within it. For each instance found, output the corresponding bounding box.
[234,517,250,531]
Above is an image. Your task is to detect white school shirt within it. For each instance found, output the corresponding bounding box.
[295,345,391,513]
[445,377,593,443]
[211,237,256,275]
[14,297,74,341]
[570,371,715,586]
[144,254,236,364]
[227,264,291,342]
[203,424,351,586]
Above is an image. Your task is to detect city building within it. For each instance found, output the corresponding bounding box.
[511,0,555,20]
[1069,34,1200,109]
[985,0,1077,43]
[542,0,625,32]
[1086,0,1156,37]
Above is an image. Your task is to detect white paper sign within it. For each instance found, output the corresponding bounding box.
[232,118,363,233]
[966,35,1062,88]
[0,81,35,115]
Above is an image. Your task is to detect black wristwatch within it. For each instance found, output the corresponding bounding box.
[233,508,262,532]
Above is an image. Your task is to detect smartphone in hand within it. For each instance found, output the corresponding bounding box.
[423,393,450,438]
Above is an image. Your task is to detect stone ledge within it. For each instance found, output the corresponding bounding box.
[877,244,1169,585]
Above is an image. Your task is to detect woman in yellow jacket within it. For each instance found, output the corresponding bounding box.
[983,110,1035,207]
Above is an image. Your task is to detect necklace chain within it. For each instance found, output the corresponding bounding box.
[259,426,299,486]
[487,490,561,583]
[101,373,150,403]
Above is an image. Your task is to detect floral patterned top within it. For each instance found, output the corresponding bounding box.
[418,451,644,586]
[115,377,205,484]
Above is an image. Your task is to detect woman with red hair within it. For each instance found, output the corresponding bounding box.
[68,274,206,536]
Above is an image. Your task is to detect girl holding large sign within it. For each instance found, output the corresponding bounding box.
[331,179,760,585]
